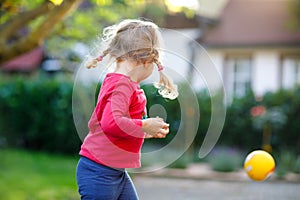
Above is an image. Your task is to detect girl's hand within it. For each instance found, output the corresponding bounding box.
[145,126,169,138]
[142,117,169,138]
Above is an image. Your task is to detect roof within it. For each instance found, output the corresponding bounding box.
[0,47,44,72]
[199,0,300,48]
[195,0,229,19]
[163,13,199,29]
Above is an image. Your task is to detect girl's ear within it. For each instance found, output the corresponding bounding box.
[143,62,153,68]
[142,61,148,67]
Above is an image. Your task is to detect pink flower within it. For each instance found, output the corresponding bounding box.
[251,105,266,117]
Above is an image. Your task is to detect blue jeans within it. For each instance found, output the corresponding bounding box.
[76,156,139,200]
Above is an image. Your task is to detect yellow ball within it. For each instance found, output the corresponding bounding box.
[244,150,275,181]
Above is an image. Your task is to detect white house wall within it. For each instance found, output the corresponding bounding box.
[252,50,280,97]
[194,48,282,98]
[160,28,226,95]
[194,49,224,93]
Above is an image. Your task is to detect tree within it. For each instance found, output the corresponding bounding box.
[0,0,167,65]
[0,0,82,65]
[287,0,300,30]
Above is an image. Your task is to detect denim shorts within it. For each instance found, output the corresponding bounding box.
[76,156,139,200]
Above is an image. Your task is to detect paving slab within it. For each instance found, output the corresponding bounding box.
[134,176,300,200]
[133,163,300,200]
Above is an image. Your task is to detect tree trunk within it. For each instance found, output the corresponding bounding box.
[0,0,82,65]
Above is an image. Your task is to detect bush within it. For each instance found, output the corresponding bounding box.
[1,74,300,157]
[0,75,81,154]
[206,147,243,172]
[220,90,260,149]
[263,88,300,152]
[293,155,300,174]
[274,150,300,177]
[216,88,300,153]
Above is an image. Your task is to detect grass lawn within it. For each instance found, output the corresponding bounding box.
[0,149,80,200]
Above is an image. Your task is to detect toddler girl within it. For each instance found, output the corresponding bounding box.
[76,19,178,200]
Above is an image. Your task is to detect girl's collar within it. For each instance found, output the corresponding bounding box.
[107,72,140,85]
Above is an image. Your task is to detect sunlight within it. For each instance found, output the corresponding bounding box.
[165,0,199,12]
[49,0,63,6]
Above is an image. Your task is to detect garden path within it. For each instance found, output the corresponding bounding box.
[134,163,300,200]
[135,176,300,200]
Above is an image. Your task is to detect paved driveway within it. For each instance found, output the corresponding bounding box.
[134,176,300,200]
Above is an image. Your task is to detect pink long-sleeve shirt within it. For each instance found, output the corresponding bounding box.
[79,73,147,168]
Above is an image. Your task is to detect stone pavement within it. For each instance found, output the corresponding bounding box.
[136,163,300,182]
[134,176,300,200]
[133,163,300,200]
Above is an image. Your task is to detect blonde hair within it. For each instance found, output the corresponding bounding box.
[86,19,178,100]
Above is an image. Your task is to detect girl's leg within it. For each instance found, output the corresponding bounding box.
[118,172,139,200]
[76,157,124,200]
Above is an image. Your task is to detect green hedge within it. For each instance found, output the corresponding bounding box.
[220,91,259,149]
[0,75,81,154]
[0,74,299,154]
[263,89,300,150]
[220,88,300,153]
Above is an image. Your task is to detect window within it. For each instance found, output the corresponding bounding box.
[224,56,252,98]
[282,57,300,89]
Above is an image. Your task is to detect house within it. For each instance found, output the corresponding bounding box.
[74,0,300,101]
[0,47,44,75]
[195,0,300,99]
[0,47,65,75]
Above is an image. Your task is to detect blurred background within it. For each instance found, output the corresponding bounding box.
[0,0,300,199]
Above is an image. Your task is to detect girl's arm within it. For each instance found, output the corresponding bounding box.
[99,79,145,138]
[98,78,169,139]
